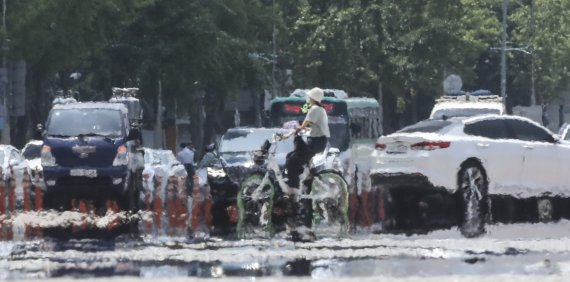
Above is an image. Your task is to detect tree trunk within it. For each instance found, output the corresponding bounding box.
[190,90,206,159]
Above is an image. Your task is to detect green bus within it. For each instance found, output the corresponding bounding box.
[269,90,383,151]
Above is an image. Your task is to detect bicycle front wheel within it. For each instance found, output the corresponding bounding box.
[237,173,275,239]
[310,170,350,236]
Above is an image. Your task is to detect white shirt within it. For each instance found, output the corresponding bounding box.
[177,147,195,164]
[305,105,330,138]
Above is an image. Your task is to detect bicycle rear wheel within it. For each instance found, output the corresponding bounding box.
[237,173,275,239]
[310,170,349,236]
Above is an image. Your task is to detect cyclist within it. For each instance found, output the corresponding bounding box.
[280,87,330,240]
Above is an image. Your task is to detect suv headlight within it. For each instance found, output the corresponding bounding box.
[41,145,57,167]
[113,145,129,166]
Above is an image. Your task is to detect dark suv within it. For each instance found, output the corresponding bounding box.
[41,102,141,210]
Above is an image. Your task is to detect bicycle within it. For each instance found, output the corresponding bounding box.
[236,132,349,240]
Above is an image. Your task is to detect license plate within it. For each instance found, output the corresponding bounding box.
[70,169,98,178]
[386,144,407,154]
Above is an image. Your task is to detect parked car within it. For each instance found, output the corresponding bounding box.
[0,145,29,181]
[218,127,294,168]
[0,145,30,211]
[197,127,295,235]
[430,90,504,120]
[22,140,43,181]
[371,114,570,237]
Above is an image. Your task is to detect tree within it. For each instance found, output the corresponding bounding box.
[6,0,152,145]
[510,0,570,105]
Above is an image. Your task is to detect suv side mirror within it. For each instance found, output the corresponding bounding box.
[127,128,142,142]
[35,124,44,139]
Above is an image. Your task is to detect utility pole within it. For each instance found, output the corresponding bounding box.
[154,80,163,149]
[1,0,9,145]
[271,0,278,99]
[500,0,508,105]
[530,0,537,105]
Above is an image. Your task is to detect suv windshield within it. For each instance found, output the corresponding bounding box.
[23,144,42,160]
[220,130,294,154]
[47,109,124,137]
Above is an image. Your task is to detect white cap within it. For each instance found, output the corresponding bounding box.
[307,87,324,103]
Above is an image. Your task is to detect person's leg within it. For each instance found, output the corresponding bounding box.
[285,151,304,189]
[306,136,328,156]
[293,136,328,239]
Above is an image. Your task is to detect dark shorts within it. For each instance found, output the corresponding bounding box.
[285,136,328,188]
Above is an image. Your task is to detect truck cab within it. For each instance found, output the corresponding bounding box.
[41,102,141,210]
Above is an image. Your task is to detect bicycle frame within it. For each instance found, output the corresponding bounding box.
[252,133,333,199]
[239,133,350,239]
[250,135,297,200]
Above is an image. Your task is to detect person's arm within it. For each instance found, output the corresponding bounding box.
[281,120,311,139]
[299,119,311,130]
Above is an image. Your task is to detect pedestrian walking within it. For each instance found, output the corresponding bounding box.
[177,142,196,180]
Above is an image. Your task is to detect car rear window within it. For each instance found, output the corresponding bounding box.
[398,120,453,133]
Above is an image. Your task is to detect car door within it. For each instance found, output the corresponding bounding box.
[463,119,524,191]
[505,119,562,193]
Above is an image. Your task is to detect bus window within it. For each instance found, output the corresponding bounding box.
[345,98,382,140]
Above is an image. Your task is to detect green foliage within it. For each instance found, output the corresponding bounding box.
[510,0,570,103]
[6,0,570,139]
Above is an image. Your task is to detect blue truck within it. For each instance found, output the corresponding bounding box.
[41,101,143,211]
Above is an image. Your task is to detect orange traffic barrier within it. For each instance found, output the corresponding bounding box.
[22,171,32,237]
[106,200,120,231]
[8,171,15,214]
[190,177,202,232]
[0,178,5,216]
[0,178,5,240]
[349,192,359,228]
[6,170,15,240]
[23,170,31,212]
[166,176,177,233]
[359,190,373,227]
[153,176,163,231]
[174,176,188,231]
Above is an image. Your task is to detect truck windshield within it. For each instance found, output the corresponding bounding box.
[47,109,124,138]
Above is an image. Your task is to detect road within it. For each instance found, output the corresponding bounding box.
[2,210,570,280]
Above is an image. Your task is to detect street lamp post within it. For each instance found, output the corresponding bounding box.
[491,0,533,108]
[1,0,9,145]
